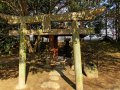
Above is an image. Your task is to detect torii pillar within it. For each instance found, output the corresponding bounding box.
[0,13,27,89]
[72,20,83,90]
[16,18,27,89]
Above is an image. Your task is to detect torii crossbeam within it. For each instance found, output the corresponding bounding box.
[0,7,105,90]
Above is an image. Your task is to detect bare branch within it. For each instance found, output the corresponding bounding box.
[0,0,15,11]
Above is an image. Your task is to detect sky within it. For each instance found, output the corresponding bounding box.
[100,0,116,9]
[54,0,116,15]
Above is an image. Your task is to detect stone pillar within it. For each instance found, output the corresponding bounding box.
[16,19,27,89]
[72,21,83,90]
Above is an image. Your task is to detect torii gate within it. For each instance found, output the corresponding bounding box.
[0,7,105,90]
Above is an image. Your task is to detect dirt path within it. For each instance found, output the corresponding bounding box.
[0,68,120,90]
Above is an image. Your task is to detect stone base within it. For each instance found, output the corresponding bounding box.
[49,70,60,76]
[84,63,98,78]
[16,84,26,90]
[41,81,60,89]
[49,75,60,81]
[85,70,98,78]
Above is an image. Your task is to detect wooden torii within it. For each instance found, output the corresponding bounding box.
[0,7,105,90]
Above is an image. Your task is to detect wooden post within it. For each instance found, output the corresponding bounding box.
[72,20,83,90]
[16,18,27,89]
[49,35,54,48]
[49,35,58,61]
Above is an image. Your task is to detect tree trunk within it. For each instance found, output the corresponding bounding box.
[26,36,34,53]
[33,36,41,52]
[105,13,108,39]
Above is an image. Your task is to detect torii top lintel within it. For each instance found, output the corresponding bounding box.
[0,7,106,24]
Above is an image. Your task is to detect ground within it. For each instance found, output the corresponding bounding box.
[0,41,120,90]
